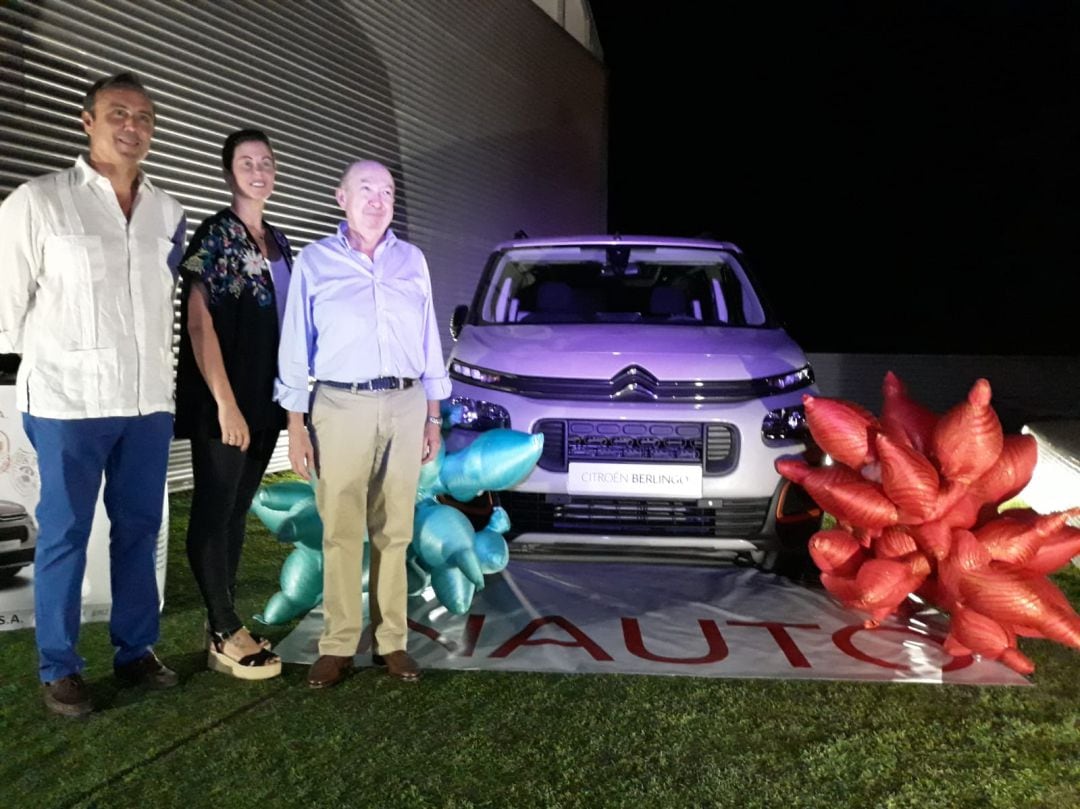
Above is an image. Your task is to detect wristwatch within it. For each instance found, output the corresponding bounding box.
[426,415,443,426]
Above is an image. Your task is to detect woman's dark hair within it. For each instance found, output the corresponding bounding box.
[221,128,273,172]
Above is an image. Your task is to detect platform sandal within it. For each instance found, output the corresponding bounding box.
[207,628,282,680]
[204,622,271,651]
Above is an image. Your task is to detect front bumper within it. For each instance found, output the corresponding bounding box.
[447,379,816,553]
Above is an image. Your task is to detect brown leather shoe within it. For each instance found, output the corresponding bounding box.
[43,674,93,718]
[307,654,354,689]
[372,650,421,682]
[114,651,179,689]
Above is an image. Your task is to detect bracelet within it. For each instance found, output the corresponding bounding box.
[426,415,443,426]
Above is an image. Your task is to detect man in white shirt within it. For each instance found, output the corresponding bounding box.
[276,160,451,688]
[0,72,186,717]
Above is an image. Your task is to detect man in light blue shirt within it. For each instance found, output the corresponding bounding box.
[276,160,451,687]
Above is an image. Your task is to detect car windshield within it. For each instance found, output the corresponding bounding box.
[475,245,772,326]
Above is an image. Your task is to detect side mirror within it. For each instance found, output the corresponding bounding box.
[450,304,469,341]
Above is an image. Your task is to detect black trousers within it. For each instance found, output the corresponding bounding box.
[186,425,280,634]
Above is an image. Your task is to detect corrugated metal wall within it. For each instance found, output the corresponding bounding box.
[0,0,607,489]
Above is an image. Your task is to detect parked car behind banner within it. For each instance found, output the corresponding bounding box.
[0,356,169,630]
[0,499,36,583]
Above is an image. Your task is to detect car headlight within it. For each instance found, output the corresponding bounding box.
[450,360,505,386]
[762,404,809,441]
[446,396,511,431]
[762,365,814,395]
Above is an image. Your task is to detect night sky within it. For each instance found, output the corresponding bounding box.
[587,2,1080,356]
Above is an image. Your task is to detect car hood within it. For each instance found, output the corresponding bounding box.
[452,324,809,380]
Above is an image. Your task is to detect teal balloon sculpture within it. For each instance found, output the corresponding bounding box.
[250,477,325,625]
[251,425,544,623]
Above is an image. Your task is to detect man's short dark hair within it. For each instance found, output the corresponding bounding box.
[221,129,274,173]
[82,72,154,116]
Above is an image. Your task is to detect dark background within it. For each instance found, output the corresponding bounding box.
[588,2,1080,355]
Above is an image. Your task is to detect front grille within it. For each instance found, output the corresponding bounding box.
[499,492,771,538]
[537,421,567,471]
[0,524,29,542]
[535,420,738,475]
[568,420,702,462]
[705,424,737,474]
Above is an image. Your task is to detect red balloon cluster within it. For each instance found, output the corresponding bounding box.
[777,372,1080,674]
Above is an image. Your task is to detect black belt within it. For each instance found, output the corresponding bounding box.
[318,377,417,393]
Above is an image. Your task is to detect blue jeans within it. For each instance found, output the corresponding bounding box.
[23,412,173,683]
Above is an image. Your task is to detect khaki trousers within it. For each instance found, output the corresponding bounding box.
[310,383,427,657]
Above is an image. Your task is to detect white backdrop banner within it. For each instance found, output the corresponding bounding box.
[0,385,168,632]
[274,559,1031,686]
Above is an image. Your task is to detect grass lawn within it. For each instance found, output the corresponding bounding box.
[1,488,1078,809]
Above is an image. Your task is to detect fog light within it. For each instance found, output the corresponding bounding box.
[447,396,511,431]
[762,405,808,441]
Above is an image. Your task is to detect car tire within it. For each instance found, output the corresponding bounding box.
[763,480,823,582]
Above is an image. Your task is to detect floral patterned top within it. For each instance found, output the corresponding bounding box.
[174,208,293,439]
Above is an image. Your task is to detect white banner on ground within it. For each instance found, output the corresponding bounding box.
[273,559,1031,686]
[0,385,168,632]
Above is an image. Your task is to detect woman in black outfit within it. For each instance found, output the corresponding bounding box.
[176,129,292,679]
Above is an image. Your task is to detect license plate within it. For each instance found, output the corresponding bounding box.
[567,462,703,498]
[0,539,23,553]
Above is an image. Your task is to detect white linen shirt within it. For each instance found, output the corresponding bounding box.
[275,225,452,413]
[0,155,186,418]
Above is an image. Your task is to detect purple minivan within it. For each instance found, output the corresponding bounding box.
[447,235,820,571]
